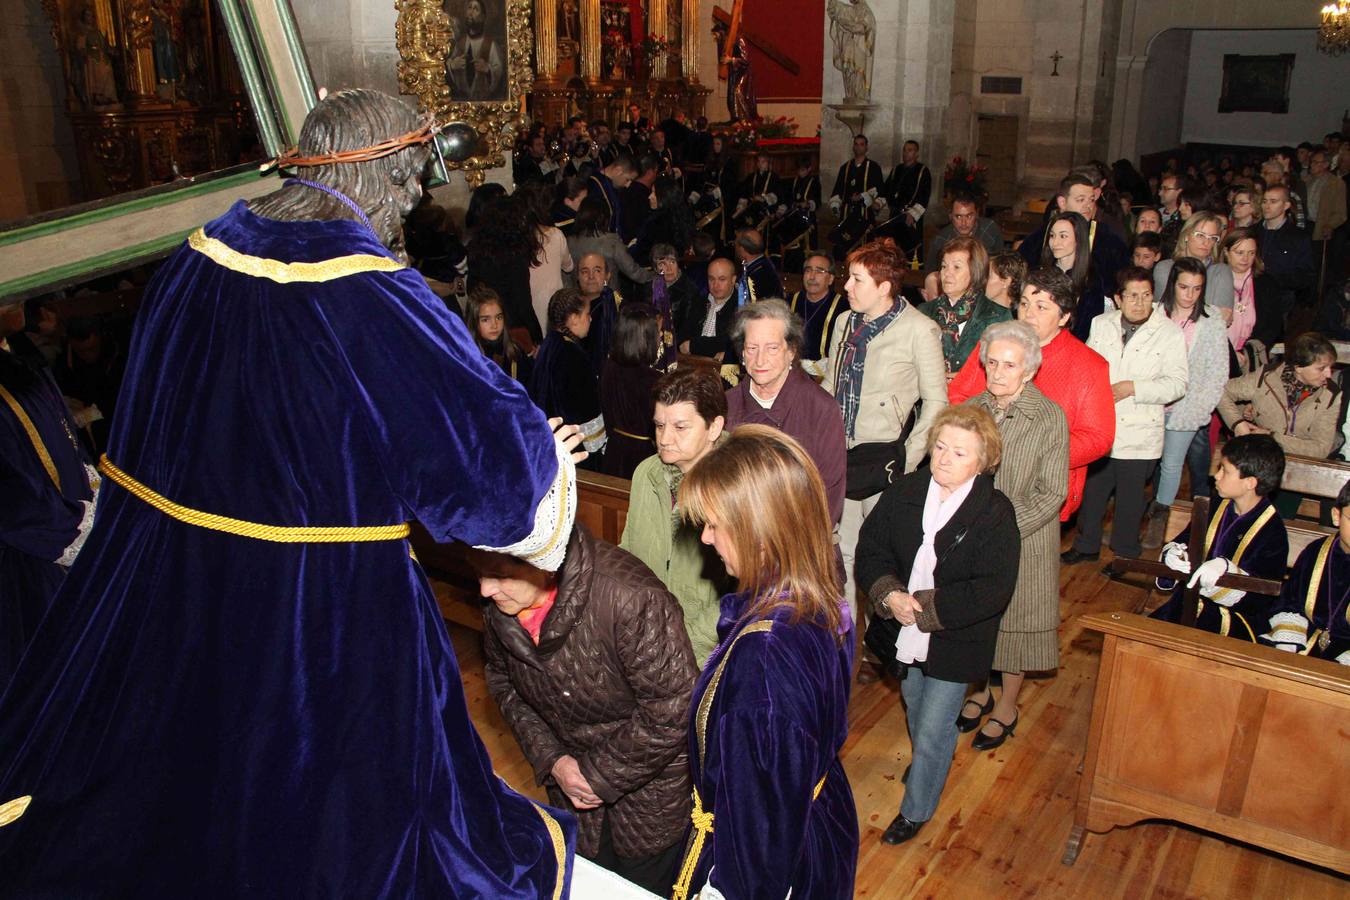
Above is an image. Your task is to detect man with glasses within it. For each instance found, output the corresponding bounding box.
[1157,174,1185,257]
[789,254,850,377]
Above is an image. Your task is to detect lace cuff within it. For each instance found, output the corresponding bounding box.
[1263,611,1309,649]
[56,497,98,567]
[1336,650,1350,667]
[472,435,577,572]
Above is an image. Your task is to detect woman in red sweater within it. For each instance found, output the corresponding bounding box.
[948,268,1115,520]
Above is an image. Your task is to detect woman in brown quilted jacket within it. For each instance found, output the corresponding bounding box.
[470,526,698,895]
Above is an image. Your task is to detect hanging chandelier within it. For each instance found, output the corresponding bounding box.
[1320,1,1350,55]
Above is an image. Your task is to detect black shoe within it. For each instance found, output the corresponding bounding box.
[971,712,1019,751]
[956,694,994,732]
[880,812,925,845]
[901,763,911,784]
[1101,561,1126,580]
[1061,548,1100,565]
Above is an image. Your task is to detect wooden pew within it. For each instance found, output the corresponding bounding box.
[411,470,633,632]
[1066,611,1350,873]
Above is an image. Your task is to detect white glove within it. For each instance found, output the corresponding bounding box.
[1187,557,1232,593]
[764,192,777,205]
[1161,542,1191,575]
[862,187,879,209]
[829,196,841,214]
[734,198,749,215]
[712,187,722,201]
[688,191,701,205]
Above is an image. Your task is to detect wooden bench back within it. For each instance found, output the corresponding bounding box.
[1161,499,1330,568]
[1281,454,1350,501]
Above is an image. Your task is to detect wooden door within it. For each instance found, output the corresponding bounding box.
[977,114,1019,209]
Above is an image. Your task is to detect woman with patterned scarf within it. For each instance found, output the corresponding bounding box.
[920,237,1011,376]
[823,238,948,677]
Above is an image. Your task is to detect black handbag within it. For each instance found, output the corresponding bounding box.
[863,612,901,672]
[845,441,904,500]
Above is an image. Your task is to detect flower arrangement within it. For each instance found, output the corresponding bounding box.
[640,33,673,57]
[710,115,799,149]
[943,155,988,197]
[603,28,626,47]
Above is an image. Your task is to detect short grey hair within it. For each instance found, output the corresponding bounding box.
[651,242,677,263]
[730,298,803,359]
[977,320,1043,377]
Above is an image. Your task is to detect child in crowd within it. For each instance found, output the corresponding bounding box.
[1130,231,1164,271]
[1263,479,1350,664]
[1152,434,1289,642]
[465,286,533,385]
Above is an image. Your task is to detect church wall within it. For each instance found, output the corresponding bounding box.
[1135,28,1190,158]
[0,0,81,223]
[742,0,822,101]
[1181,29,1349,148]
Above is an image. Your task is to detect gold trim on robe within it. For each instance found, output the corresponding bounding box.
[187,229,404,284]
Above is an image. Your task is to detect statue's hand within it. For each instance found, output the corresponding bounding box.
[448,55,466,71]
[473,58,490,74]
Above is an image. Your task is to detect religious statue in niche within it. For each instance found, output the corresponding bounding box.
[73,6,120,108]
[444,0,508,101]
[713,18,755,122]
[827,0,874,103]
[150,0,182,95]
[558,0,579,62]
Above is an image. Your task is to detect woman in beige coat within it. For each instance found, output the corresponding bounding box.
[1218,331,1341,461]
[821,238,948,638]
[959,321,1069,748]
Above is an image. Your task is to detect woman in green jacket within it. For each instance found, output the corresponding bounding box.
[922,235,1011,376]
[620,367,732,664]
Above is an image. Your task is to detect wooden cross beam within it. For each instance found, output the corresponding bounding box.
[713,5,800,77]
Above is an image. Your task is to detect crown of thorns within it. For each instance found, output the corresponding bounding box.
[262,120,437,171]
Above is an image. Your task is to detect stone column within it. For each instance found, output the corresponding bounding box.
[648,0,669,80]
[821,0,954,215]
[536,0,559,81]
[682,0,699,82]
[580,0,602,83]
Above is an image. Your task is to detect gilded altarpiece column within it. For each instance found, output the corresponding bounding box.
[647,0,669,80]
[681,0,698,82]
[580,0,602,84]
[535,0,559,82]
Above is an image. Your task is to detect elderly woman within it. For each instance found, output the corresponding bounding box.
[822,237,947,625]
[921,236,1012,374]
[620,367,733,664]
[857,405,1020,845]
[949,268,1115,524]
[473,526,698,894]
[957,322,1069,749]
[1153,211,1235,325]
[672,425,857,899]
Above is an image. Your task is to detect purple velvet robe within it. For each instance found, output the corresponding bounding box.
[0,202,575,896]
[681,592,858,898]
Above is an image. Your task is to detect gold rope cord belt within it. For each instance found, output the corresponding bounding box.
[98,455,411,543]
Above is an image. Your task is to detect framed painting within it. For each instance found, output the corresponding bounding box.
[1218,53,1295,115]
[396,0,533,185]
[0,0,316,304]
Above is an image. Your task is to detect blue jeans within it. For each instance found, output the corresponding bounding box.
[899,666,968,823]
[1156,427,1212,507]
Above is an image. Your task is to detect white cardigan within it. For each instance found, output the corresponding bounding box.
[1085,306,1189,460]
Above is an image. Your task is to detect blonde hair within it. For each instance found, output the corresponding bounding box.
[925,405,1003,472]
[680,425,843,640]
[1174,211,1225,262]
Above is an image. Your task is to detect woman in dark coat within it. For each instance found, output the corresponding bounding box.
[467,193,541,345]
[673,425,857,900]
[530,288,607,465]
[473,526,698,894]
[600,302,664,479]
[857,404,1020,845]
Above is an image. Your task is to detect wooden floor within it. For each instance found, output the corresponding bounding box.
[440,534,1349,898]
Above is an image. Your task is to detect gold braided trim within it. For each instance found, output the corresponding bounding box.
[98,455,411,543]
[1202,501,1277,608]
[528,801,568,900]
[0,384,59,491]
[0,795,32,828]
[188,229,403,284]
[611,427,649,442]
[1305,536,1335,621]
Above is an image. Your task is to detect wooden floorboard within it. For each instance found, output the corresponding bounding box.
[438,532,1348,897]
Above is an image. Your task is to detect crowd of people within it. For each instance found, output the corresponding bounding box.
[4,87,1350,896]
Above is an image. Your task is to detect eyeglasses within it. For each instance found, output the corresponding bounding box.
[1191,231,1222,243]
